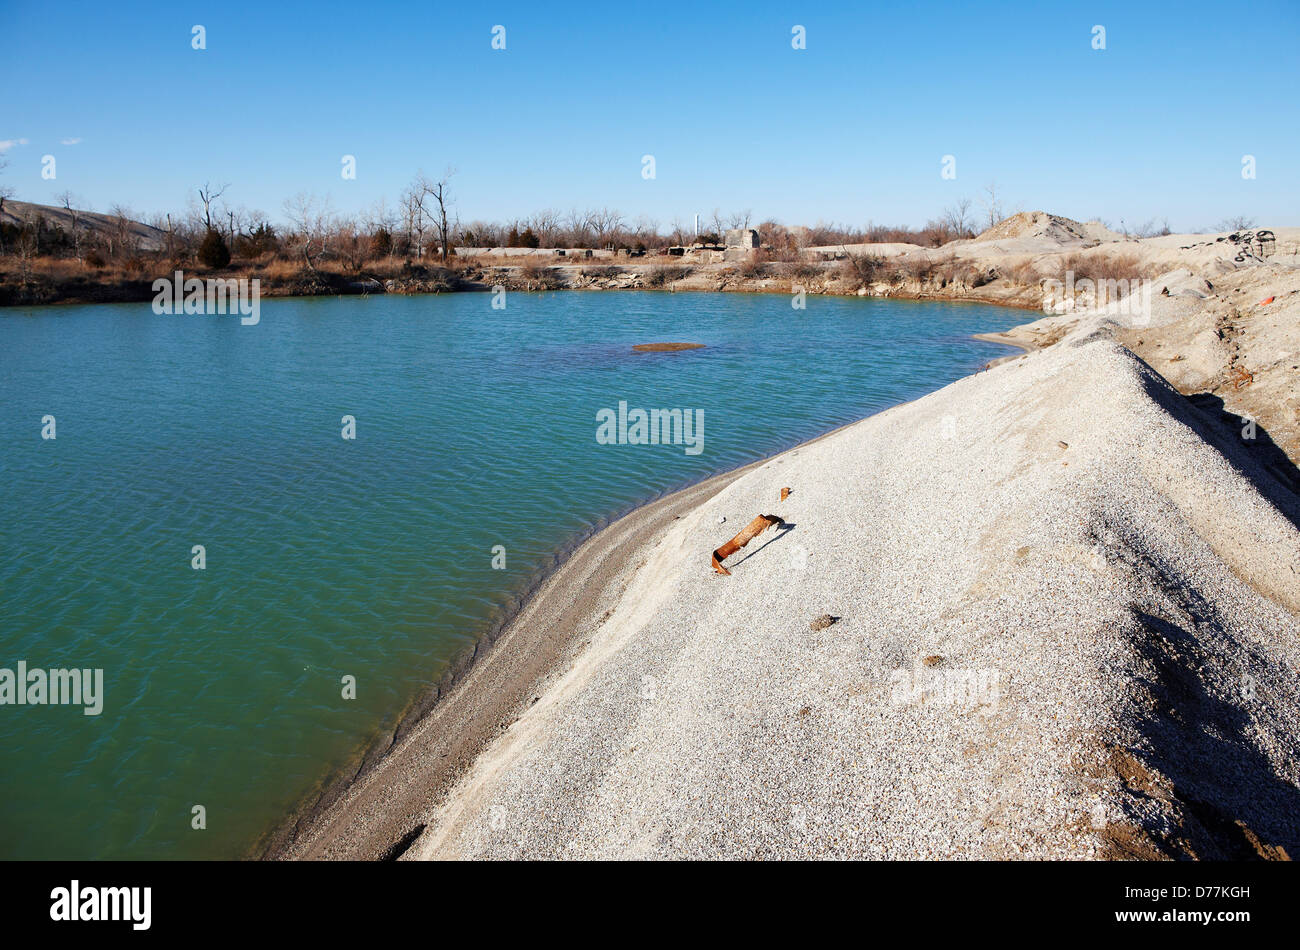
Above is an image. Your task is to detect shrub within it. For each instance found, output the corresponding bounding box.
[516,261,562,290]
[369,228,392,259]
[1052,251,1150,284]
[198,229,231,268]
[1004,258,1043,285]
[646,265,690,287]
[781,261,824,280]
[839,253,888,286]
[236,221,279,258]
[897,254,939,282]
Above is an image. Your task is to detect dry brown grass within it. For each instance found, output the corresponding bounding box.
[646,265,690,287]
[1052,251,1154,283]
[780,260,824,281]
[1003,257,1045,286]
[513,261,564,291]
[839,253,890,286]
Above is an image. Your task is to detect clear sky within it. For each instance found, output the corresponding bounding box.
[2,0,1296,232]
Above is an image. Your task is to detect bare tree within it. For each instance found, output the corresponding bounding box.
[402,182,427,257]
[529,208,563,248]
[457,218,498,249]
[980,182,1004,231]
[400,171,455,262]
[196,182,228,231]
[227,208,240,251]
[709,208,725,240]
[106,203,137,258]
[56,190,86,259]
[668,216,689,246]
[588,207,624,248]
[565,208,594,247]
[725,209,752,230]
[632,215,660,248]
[430,171,454,264]
[283,192,333,270]
[1215,215,1254,232]
[942,198,974,239]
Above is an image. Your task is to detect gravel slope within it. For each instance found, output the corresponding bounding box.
[407,330,1300,860]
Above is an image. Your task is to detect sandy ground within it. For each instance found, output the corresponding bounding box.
[273,217,1300,861]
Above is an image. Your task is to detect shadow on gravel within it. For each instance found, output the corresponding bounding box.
[1138,369,1300,532]
[730,522,797,569]
[1126,611,1299,860]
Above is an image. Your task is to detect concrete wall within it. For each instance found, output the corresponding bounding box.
[724,228,760,249]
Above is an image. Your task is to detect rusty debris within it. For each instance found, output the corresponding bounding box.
[711,514,784,575]
[1230,365,1255,390]
[780,487,791,501]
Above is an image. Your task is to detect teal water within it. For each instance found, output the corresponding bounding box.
[0,291,1023,859]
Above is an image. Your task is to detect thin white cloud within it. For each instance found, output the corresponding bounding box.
[60,137,82,146]
[0,138,30,152]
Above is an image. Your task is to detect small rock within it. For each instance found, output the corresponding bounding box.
[923,655,944,667]
[1058,440,1069,449]
[809,614,838,631]
[717,516,726,524]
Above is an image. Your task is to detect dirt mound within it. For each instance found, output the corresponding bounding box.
[975,211,1121,246]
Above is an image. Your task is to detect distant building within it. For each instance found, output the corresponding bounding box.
[722,228,761,261]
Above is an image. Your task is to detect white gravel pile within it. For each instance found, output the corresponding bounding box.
[410,330,1300,860]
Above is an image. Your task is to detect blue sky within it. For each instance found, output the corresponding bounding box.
[2,0,1296,231]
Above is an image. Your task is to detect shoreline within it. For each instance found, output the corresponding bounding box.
[262,390,960,860]
[263,461,759,858]
[0,275,1046,313]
